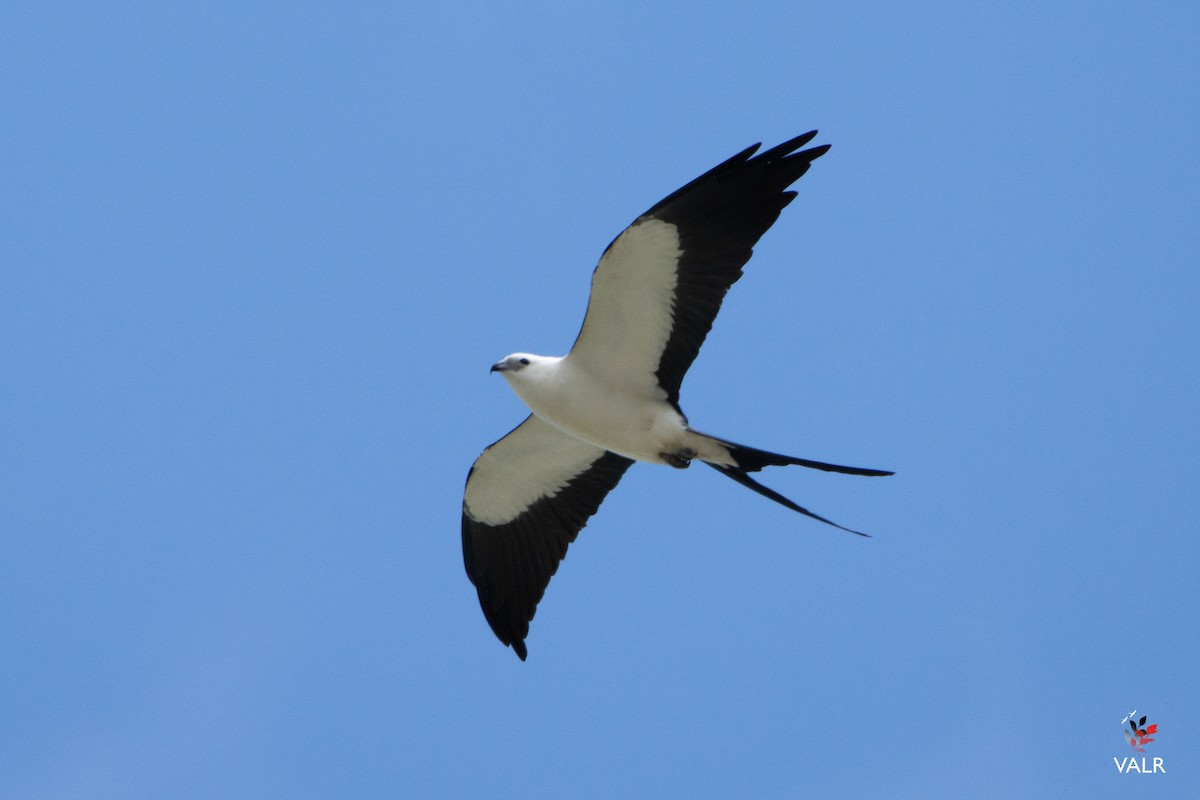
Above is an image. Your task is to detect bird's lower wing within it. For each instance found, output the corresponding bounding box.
[462,415,634,660]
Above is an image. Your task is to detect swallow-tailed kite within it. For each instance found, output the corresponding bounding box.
[463,131,891,660]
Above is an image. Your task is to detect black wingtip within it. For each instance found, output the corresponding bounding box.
[806,143,832,159]
[513,641,528,661]
[757,131,827,163]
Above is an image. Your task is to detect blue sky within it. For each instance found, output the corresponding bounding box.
[2,2,1197,797]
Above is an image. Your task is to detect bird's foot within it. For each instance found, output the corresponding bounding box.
[660,448,696,469]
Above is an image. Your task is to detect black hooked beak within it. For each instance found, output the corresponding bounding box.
[490,360,507,373]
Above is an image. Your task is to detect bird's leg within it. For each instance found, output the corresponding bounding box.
[660,447,696,469]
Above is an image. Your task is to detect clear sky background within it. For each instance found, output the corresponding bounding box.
[2,2,1197,798]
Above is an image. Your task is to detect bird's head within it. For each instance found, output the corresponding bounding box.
[490,353,559,379]
[490,353,532,375]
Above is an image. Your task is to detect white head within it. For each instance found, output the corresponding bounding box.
[489,352,565,419]
[489,353,557,379]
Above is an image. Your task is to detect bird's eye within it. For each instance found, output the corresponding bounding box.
[519,358,530,366]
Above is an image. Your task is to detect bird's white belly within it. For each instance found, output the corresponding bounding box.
[508,364,686,464]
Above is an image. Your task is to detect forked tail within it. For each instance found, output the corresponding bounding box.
[698,433,893,537]
[712,437,893,476]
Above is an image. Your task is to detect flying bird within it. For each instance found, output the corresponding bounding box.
[463,131,891,660]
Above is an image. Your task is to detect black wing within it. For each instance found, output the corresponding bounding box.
[462,416,634,660]
[568,132,830,408]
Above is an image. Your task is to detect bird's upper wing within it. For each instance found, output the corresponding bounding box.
[566,132,831,408]
[462,415,634,660]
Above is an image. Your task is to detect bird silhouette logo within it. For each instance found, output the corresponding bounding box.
[1121,712,1159,752]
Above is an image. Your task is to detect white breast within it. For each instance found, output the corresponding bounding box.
[503,358,687,463]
